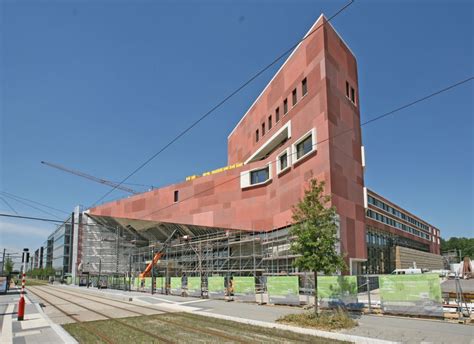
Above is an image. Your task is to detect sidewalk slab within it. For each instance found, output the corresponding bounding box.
[0,286,77,344]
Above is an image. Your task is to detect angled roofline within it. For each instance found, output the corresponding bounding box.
[227,13,355,140]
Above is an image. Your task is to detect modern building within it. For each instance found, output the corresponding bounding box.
[365,189,442,273]
[40,218,73,278]
[34,14,442,281]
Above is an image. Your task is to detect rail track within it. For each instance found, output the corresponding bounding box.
[31,284,315,344]
[28,286,174,343]
[27,285,255,344]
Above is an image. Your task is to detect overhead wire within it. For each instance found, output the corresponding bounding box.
[134,76,473,221]
[90,0,355,207]
[0,196,18,214]
[0,191,69,215]
[13,77,472,225]
[0,191,65,220]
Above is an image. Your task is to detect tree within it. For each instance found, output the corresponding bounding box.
[4,257,14,276]
[441,237,474,260]
[290,179,346,315]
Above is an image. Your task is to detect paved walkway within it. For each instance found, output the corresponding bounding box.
[65,285,474,344]
[0,285,76,344]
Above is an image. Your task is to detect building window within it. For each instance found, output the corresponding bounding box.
[262,122,265,136]
[296,134,313,160]
[276,147,291,174]
[250,167,270,185]
[279,152,288,171]
[268,115,272,130]
[283,98,288,114]
[292,129,316,163]
[277,149,290,174]
[256,129,259,142]
[292,88,297,106]
[302,78,307,96]
[351,87,356,104]
[346,81,349,97]
[174,190,179,202]
[275,107,280,122]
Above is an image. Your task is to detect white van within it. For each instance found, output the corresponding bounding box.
[391,268,423,275]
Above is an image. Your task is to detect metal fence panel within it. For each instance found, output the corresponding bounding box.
[318,276,359,309]
[266,276,300,305]
[170,277,182,295]
[232,276,255,301]
[186,277,201,297]
[379,274,443,317]
[207,276,225,298]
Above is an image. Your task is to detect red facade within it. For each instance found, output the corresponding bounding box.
[89,16,390,264]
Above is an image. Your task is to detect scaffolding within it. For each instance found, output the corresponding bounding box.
[76,215,309,294]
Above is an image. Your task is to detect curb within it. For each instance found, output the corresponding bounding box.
[192,311,397,344]
[27,293,78,344]
[61,285,133,303]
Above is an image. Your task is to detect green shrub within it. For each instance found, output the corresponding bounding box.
[276,308,357,331]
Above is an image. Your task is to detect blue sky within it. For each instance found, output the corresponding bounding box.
[1,0,473,255]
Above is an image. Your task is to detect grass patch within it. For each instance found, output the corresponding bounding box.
[63,312,350,343]
[24,279,49,286]
[276,309,358,331]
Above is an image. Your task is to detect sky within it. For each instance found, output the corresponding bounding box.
[1,0,473,257]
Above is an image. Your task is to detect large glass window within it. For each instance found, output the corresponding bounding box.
[250,167,269,185]
[296,134,313,159]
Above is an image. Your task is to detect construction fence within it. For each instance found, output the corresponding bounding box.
[74,220,448,318]
[74,272,445,317]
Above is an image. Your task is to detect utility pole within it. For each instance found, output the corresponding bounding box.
[1,248,5,274]
[128,254,132,292]
[151,246,155,295]
[98,258,102,289]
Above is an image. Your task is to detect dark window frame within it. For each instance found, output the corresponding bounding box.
[279,152,288,171]
[292,88,297,106]
[275,107,280,122]
[302,78,307,96]
[174,190,179,202]
[283,98,288,114]
[296,134,313,160]
[250,166,270,185]
[351,87,356,104]
[268,115,272,130]
[262,122,265,136]
[256,129,259,142]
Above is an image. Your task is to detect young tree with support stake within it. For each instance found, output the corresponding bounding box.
[4,258,14,276]
[290,179,346,315]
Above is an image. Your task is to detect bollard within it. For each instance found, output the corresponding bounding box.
[18,249,28,321]
[17,294,25,320]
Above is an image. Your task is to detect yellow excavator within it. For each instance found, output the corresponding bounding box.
[139,229,178,281]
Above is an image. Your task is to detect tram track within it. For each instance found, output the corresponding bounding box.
[27,286,174,344]
[29,285,253,344]
[31,285,313,344]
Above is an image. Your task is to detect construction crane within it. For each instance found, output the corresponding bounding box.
[140,229,179,280]
[41,161,140,195]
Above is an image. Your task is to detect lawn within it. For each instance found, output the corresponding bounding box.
[25,279,49,286]
[63,312,349,343]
